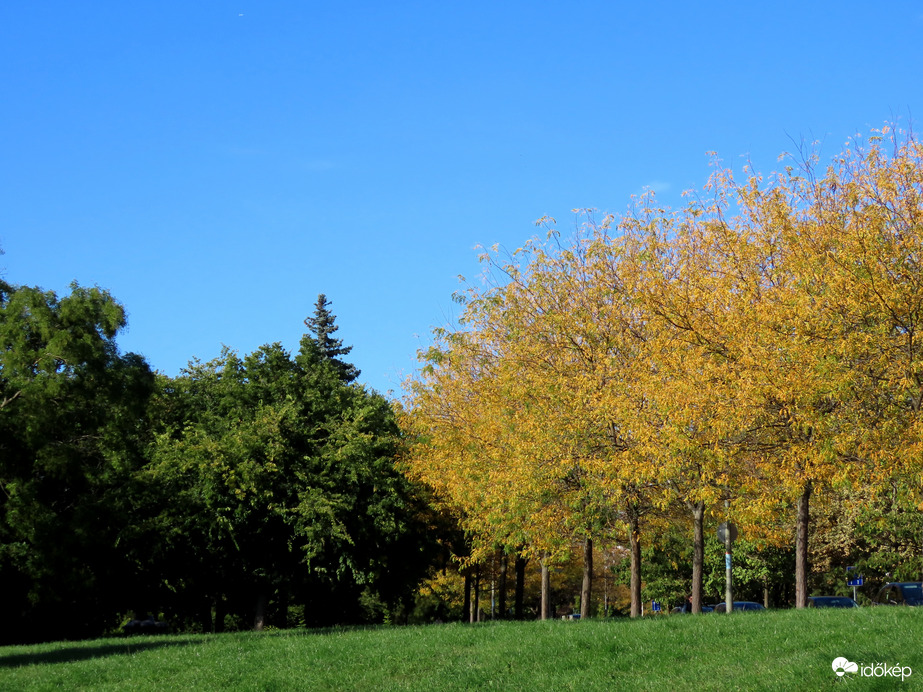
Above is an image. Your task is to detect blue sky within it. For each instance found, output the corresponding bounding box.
[2,1,922,396]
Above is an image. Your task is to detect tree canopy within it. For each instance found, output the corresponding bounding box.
[401,125,923,614]
[0,282,438,641]
[0,280,155,641]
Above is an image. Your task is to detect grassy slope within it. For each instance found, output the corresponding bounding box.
[1,608,921,691]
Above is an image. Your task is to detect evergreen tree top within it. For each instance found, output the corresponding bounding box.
[303,294,360,383]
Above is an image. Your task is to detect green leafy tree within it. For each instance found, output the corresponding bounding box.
[0,280,154,642]
[143,333,434,630]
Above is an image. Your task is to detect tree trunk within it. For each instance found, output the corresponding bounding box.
[580,537,593,619]
[498,551,508,619]
[692,501,705,614]
[628,503,642,618]
[463,571,472,623]
[514,555,526,619]
[200,600,213,634]
[278,589,289,629]
[472,566,481,623]
[540,553,551,620]
[253,591,268,631]
[724,517,734,613]
[795,482,812,608]
[215,597,227,633]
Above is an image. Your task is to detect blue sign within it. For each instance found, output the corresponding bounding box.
[651,601,662,612]
[847,577,863,586]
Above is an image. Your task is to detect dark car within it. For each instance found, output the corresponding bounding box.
[808,596,859,608]
[713,601,765,612]
[122,614,169,634]
[874,582,923,606]
[672,604,714,613]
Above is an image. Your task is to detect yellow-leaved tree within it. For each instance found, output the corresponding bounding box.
[401,124,923,615]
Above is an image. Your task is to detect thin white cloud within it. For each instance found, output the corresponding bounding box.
[641,181,672,194]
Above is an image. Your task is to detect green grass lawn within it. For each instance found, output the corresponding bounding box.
[1,608,921,691]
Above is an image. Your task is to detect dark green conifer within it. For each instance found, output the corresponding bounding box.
[303,294,360,383]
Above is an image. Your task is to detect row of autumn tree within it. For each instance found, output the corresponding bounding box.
[0,288,439,644]
[5,125,923,643]
[401,127,923,617]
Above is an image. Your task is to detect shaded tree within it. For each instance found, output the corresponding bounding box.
[0,281,154,642]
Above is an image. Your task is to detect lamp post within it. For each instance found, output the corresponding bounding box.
[718,512,738,613]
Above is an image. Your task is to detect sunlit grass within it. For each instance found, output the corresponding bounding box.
[1,608,920,690]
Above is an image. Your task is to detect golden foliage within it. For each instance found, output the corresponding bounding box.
[400,125,923,574]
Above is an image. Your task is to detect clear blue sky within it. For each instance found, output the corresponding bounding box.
[2,1,922,396]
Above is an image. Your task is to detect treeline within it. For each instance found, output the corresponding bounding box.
[401,126,923,616]
[6,125,923,643]
[0,289,438,643]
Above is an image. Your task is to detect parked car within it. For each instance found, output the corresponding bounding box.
[672,604,714,613]
[122,614,169,634]
[873,582,923,606]
[807,596,859,608]
[713,601,765,612]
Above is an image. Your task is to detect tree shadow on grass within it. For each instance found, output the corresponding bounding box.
[0,638,198,668]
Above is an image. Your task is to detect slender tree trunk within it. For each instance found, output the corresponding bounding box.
[581,537,593,619]
[540,553,551,620]
[215,597,227,633]
[253,591,268,631]
[692,501,705,614]
[724,516,734,613]
[628,503,642,618]
[498,551,508,619]
[491,578,495,620]
[200,600,213,634]
[278,589,289,629]
[514,555,526,620]
[795,482,812,608]
[472,566,481,623]
[463,571,472,623]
